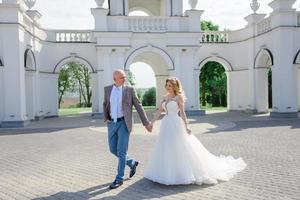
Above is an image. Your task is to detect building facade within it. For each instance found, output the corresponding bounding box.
[0,0,300,127]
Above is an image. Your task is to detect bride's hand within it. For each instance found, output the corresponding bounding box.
[186,127,191,134]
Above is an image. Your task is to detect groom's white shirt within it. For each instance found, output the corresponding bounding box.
[110,85,124,122]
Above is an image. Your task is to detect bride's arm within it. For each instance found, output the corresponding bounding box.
[151,99,164,124]
[177,95,191,134]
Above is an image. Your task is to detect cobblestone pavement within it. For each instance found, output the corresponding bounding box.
[0,112,300,200]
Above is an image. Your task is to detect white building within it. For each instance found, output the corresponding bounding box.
[0,0,299,127]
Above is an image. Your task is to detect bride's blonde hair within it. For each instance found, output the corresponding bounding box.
[165,77,186,101]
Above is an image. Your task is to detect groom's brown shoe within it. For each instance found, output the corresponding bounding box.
[129,161,139,178]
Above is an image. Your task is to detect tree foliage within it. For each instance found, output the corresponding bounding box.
[200,62,227,107]
[127,70,136,86]
[201,21,219,31]
[58,62,92,108]
[142,87,156,106]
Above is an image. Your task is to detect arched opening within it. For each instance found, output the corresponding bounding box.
[127,0,163,16]
[128,7,152,16]
[254,48,274,113]
[199,61,228,112]
[129,63,156,109]
[24,49,37,120]
[0,58,3,66]
[198,56,232,112]
[294,50,300,111]
[24,49,36,70]
[57,61,93,116]
[125,46,173,108]
[44,56,96,117]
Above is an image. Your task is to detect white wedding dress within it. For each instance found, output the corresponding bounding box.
[144,100,246,185]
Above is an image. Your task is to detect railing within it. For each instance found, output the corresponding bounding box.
[56,32,91,42]
[257,17,271,35]
[127,16,167,32]
[201,31,229,43]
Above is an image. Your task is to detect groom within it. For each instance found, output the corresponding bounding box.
[103,69,153,189]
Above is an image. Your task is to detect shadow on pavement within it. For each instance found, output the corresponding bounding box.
[33,178,213,200]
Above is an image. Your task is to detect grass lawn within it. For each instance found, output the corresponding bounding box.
[201,105,227,111]
[59,107,92,116]
[59,106,155,116]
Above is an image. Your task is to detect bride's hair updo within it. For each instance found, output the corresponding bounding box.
[165,77,186,101]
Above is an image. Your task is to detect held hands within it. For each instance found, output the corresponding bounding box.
[145,122,153,133]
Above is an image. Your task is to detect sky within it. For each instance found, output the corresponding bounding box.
[31,0,300,88]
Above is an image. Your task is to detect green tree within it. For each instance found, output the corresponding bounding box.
[58,67,73,108]
[68,62,92,107]
[200,62,227,107]
[142,87,156,106]
[58,62,92,108]
[127,70,136,86]
[201,21,219,31]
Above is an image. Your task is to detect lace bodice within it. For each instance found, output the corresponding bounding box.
[162,100,179,115]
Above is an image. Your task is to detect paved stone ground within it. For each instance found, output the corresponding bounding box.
[0,111,300,200]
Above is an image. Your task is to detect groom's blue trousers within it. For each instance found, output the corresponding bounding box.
[107,119,135,182]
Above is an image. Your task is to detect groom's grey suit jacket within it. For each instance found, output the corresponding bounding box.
[103,84,150,133]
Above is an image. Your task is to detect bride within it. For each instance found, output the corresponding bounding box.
[144,77,246,185]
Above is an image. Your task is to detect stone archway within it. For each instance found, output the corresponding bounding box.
[53,55,95,73]
[125,45,174,106]
[254,48,274,113]
[197,56,232,111]
[40,55,96,118]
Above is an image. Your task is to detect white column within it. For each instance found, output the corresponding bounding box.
[2,26,28,127]
[178,49,197,110]
[165,0,172,16]
[39,73,59,117]
[171,0,183,16]
[91,73,99,113]
[255,68,269,113]
[35,71,43,119]
[193,69,200,110]
[25,71,37,120]
[271,29,298,117]
[185,10,204,32]
[248,64,257,112]
[96,71,105,113]
[226,71,232,111]
[109,0,125,15]
[91,8,109,31]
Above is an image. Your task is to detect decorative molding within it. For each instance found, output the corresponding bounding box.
[198,56,233,71]
[124,45,174,71]
[53,55,95,73]
[254,48,274,68]
[293,50,300,64]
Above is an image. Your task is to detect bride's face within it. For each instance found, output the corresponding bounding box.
[165,81,174,93]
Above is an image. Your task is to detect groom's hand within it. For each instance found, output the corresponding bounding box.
[145,123,153,133]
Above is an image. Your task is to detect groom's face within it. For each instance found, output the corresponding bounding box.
[114,72,126,86]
